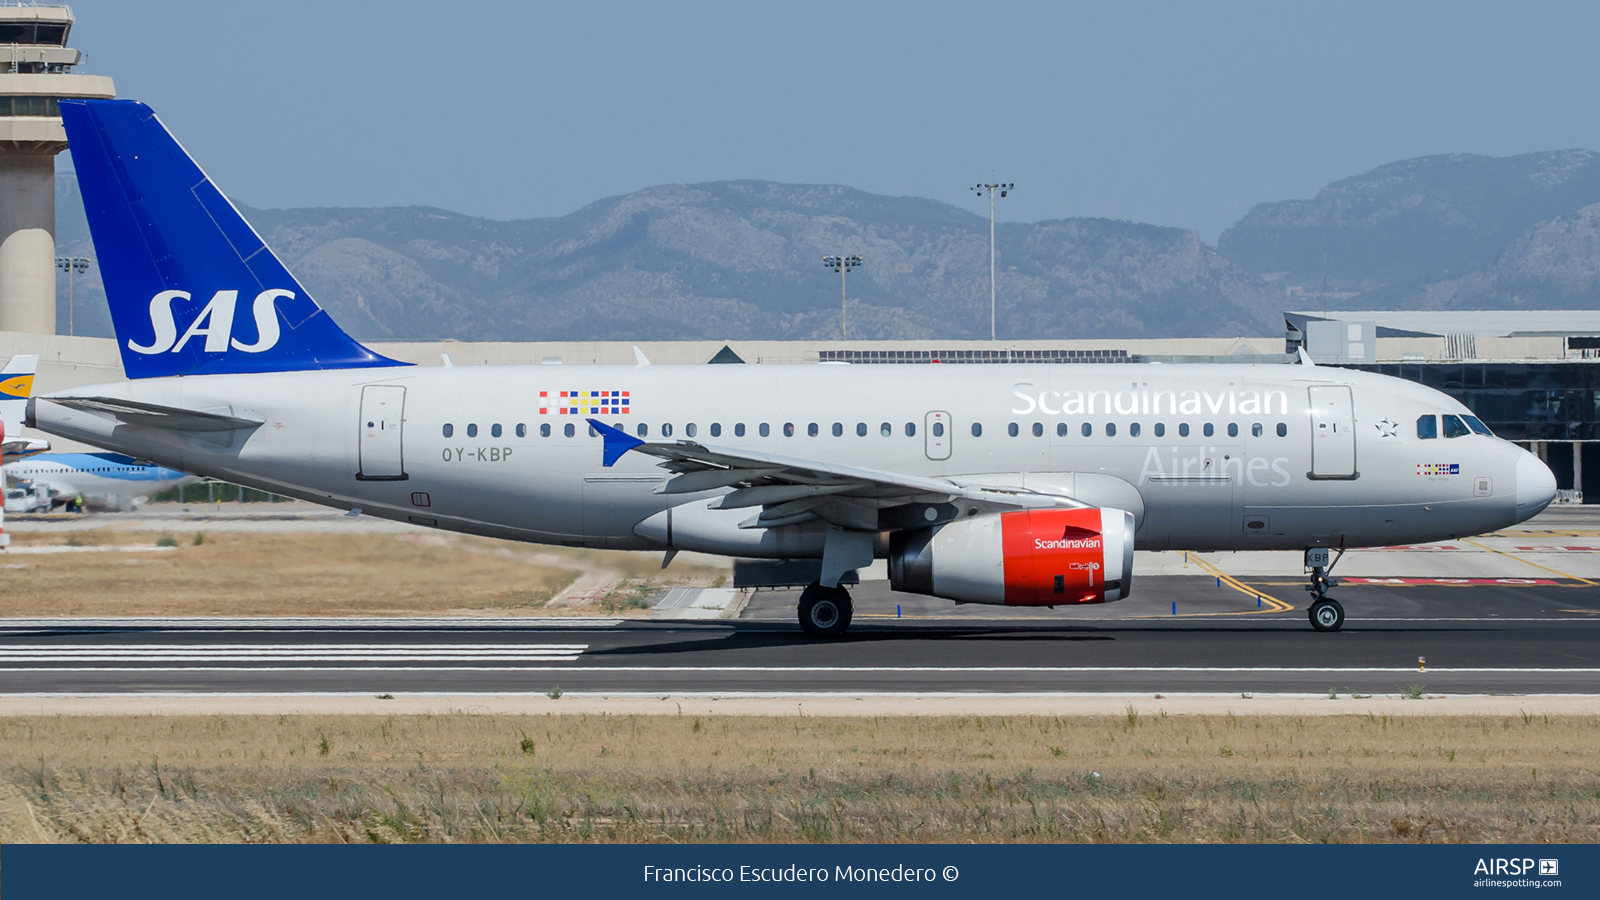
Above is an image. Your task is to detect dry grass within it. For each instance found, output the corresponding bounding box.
[0,530,726,617]
[0,712,1596,843]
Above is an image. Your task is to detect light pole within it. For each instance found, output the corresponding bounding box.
[55,256,89,336]
[822,254,862,340]
[970,182,1013,340]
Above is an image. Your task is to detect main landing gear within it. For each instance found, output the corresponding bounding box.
[798,582,853,638]
[1304,547,1345,633]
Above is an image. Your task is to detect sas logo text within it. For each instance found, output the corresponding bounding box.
[128,289,293,356]
[1417,463,1459,476]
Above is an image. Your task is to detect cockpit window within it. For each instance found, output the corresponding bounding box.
[1462,415,1493,436]
[1416,415,1437,440]
[1441,414,1470,438]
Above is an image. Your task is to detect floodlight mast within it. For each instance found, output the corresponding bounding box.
[822,254,863,340]
[55,256,89,336]
[970,182,1013,340]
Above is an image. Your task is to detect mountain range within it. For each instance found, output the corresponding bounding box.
[50,148,1600,344]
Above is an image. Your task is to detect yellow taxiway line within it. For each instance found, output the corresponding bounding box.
[1178,554,1297,614]
[1460,539,1598,586]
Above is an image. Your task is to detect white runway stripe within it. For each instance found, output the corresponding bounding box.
[0,644,587,665]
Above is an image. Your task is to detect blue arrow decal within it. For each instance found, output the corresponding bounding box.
[587,419,644,467]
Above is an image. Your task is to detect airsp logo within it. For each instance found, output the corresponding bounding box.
[128,289,293,356]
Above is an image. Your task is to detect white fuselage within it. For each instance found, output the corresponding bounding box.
[33,362,1548,551]
[2,453,198,511]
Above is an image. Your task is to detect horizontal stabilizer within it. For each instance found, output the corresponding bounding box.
[45,396,264,433]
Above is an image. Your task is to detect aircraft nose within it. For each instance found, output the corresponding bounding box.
[1514,450,1557,523]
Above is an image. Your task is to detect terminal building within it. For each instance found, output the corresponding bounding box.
[1287,310,1600,502]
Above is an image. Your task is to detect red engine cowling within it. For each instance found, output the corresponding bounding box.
[889,507,1135,605]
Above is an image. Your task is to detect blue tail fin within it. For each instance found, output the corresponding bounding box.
[59,99,407,379]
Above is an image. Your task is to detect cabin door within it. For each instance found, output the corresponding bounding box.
[1308,385,1356,479]
[358,385,408,481]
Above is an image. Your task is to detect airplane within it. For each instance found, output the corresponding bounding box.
[26,98,1557,636]
[1,355,50,460]
[2,452,197,512]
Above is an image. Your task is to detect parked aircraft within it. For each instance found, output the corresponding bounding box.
[1,355,49,460]
[2,453,196,512]
[28,99,1557,635]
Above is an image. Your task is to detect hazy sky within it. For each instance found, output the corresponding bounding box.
[61,0,1600,241]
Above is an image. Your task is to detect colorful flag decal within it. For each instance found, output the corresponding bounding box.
[538,390,631,415]
[1417,463,1459,475]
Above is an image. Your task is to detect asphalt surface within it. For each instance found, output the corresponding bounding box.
[2,575,1598,695]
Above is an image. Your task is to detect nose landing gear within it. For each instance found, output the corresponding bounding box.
[798,582,854,638]
[1304,548,1346,633]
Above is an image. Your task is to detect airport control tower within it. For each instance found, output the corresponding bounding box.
[0,4,112,334]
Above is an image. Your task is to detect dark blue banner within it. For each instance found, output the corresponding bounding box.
[5,843,1593,898]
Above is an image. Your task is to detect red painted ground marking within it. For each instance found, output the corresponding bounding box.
[1343,577,1558,586]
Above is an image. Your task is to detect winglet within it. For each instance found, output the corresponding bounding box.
[633,346,651,367]
[588,418,644,467]
[1297,347,1315,366]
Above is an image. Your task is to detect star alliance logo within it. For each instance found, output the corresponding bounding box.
[1375,418,1399,439]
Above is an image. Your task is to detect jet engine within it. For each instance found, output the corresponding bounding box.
[889,507,1135,605]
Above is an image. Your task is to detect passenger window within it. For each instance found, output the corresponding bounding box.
[932,422,944,437]
[1251,423,1262,437]
[540,423,551,437]
[783,423,794,437]
[685,423,697,437]
[491,424,502,438]
[1105,422,1116,437]
[905,422,916,437]
[1081,423,1092,437]
[1129,423,1140,437]
[1416,415,1437,440]
[1442,414,1470,438]
[1203,423,1214,437]
[1057,423,1068,437]
[710,423,721,437]
[636,423,647,437]
[663,423,674,437]
[735,423,746,437]
[1463,415,1492,436]
[856,423,868,437]
[1154,423,1165,437]
[760,423,771,437]
[1276,422,1287,437]
[1032,422,1044,437]
[881,422,892,437]
[467,424,478,438]
[442,424,453,438]
[1179,423,1190,437]
[516,424,526,438]
[588,425,598,437]
[1227,423,1238,438]
[563,423,575,438]
[972,423,983,437]
[1008,423,1019,437]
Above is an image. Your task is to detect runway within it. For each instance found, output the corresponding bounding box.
[2,575,1598,695]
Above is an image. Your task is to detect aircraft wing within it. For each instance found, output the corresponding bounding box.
[588,418,1083,531]
[1,436,50,459]
[44,396,264,433]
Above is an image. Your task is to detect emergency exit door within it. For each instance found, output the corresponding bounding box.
[1308,385,1356,479]
[924,411,951,460]
[358,385,408,481]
